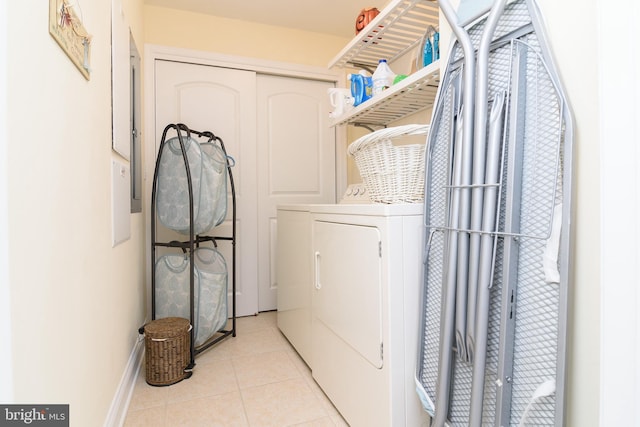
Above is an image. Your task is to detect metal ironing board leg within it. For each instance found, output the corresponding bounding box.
[465,0,507,366]
[433,2,476,424]
[469,90,507,426]
[494,41,527,426]
[465,1,508,425]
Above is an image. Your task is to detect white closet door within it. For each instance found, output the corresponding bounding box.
[256,74,336,311]
[154,59,259,317]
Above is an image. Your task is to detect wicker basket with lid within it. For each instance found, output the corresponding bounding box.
[143,317,192,386]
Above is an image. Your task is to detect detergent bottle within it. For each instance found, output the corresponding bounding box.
[423,37,433,67]
[349,70,373,106]
[372,59,396,96]
[423,27,440,67]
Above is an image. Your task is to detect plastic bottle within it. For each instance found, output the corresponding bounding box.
[349,70,373,106]
[422,27,440,67]
[423,38,433,67]
[372,59,395,96]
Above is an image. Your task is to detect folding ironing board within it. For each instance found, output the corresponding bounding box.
[416,1,574,425]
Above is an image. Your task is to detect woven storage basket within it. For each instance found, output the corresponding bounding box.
[144,317,191,386]
[348,124,429,203]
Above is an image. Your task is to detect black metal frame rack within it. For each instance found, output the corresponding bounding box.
[150,123,237,369]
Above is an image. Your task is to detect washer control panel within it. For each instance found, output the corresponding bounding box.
[340,183,372,204]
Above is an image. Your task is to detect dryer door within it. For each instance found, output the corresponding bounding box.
[313,220,383,368]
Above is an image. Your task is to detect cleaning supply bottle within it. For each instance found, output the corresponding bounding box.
[372,59,395,96]
[422,27,440,67]
[423,37,433,67]
[349,70,373,106]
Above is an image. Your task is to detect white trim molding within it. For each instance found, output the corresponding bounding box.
[145,44,341,83]
[103,338,145,427]
[599,0,640,425]
[0,0,13,403]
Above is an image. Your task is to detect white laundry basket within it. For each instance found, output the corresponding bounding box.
[348,124,429,204]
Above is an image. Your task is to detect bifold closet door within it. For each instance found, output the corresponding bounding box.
[153,59,259,317]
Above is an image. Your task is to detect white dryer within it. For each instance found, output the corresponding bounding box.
[277,202,430,427]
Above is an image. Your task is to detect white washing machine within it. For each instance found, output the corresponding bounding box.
[277,200,430,427]
[276,204,314,365]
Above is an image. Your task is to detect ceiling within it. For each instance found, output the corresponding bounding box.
[143,0,391,38]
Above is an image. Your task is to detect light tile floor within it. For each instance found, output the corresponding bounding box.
[124,311,348,427]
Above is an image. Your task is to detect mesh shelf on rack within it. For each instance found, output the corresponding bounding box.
[329,0,440,69]
[328,0,441,127]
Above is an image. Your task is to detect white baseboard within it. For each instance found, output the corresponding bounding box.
[104,337,145,427]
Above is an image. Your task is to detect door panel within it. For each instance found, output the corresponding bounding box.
[257,75,336,311]
[313,220,383,368]
[154,59,259,316]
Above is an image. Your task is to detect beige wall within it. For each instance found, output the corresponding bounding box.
[536,1,600,425]
[144,5,350,68]
[5,0,146,424]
